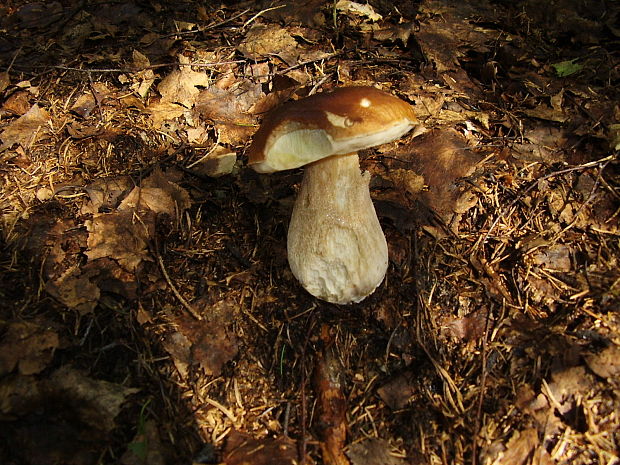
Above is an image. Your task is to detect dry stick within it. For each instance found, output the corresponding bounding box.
[299,314,317,465]
[154,234,203,320]
[481,155,615,245]
[471,305,493,465]
[43,60,247,74]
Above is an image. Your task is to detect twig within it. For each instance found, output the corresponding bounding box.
[243,5,286,28]
[471,306,492,465]
[481,155,615,244]
[154,236,202,320]
[203,396,237,423]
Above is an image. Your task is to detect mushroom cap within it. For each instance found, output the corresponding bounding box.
[247,86,417,173]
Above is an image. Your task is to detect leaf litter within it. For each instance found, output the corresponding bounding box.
[0,0,619,464]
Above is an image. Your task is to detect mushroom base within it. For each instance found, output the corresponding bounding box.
[287,153,388,304]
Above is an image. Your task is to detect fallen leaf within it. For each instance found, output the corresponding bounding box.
[347,438,406,465]
[0,104,50,151]
[46,366,140,431]
[0,321,59,376]
[1,90,31,116]
[146,100,187,128]
[165,299,239,377]
[551,59,582,77]
[194,81,262,145]
[486,428,539,465]
[0,71,9,93]
[121,419,167,465]
[11,1,64,29]
[223,431,307,465]
[190,146,238,178]
[0,366,139,465]
[237,24,299,64]
[529,244,572,272]
[119,168,190,215]
[336,0,382,21]
[377,370,416,410]
[157,63,210,107]
[440,307,488,342]
[85,211,152,272]
[45,265,101,314]
[81,175,134,215]
[585,345,620,380]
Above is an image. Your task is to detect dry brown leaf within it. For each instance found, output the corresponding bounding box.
[223,431,306,465]
[157,65,211,107]
[388,128,482,227]
[45,265,101,314]
[440,307,488,342]
[237,24,299,64]
[146,100,186,128]
[0,71,9,94]
[489,428,539,465]
[0,321,59,376]
[165,299,239,377]
[85,211,152,272]
[121,420,166,465]
[585,344,620,380]
[336,0,382,21]
[545,366,593,416]
[47,366,140,431]
[347,438,406,465]
[373,22,416,44]
[0,104,50,151]
[530,244,572,272]
[377,370,416,410]
[81,176,134,215]
[1,90,31,116]
[194,81,262,145]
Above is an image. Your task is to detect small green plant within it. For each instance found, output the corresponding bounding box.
[551,59,583,77]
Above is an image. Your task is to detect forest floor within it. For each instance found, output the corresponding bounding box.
[1,1,619,464]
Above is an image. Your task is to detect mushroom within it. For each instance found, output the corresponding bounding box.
[247,86,419,304]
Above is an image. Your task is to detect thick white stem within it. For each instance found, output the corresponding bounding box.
[287,153,388,304]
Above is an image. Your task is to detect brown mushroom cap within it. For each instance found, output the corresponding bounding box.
[247,86,417,173]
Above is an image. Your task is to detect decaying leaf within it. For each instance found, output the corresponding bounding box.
[0,366,139,465]
[119,168,190,214]
[0,104,50,151]
[85,211,152,272]
[440,307,488,342]
[384,128,482,231]
[81,175,134,215]
[585,344,620,380]
[193,81,262,145]
[484,428,539,465]
[163,299,239,377]
[222,431,307,465]
[0,320,59,376]
[190,146,238,178]
[346,438,406,465]
[377,370,416,410]
[46,366,140,431]
[336,0,382,22]
[46,265,101,314]
[157,64,210,107]
[237,23,299,64]
[85,168,190,272]
[121,419,167,465]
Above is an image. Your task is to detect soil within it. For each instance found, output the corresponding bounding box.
[1,1,619,464]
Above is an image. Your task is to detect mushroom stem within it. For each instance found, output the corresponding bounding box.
[287,153,388,304]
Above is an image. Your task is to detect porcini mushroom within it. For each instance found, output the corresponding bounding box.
[247,86,418,304]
